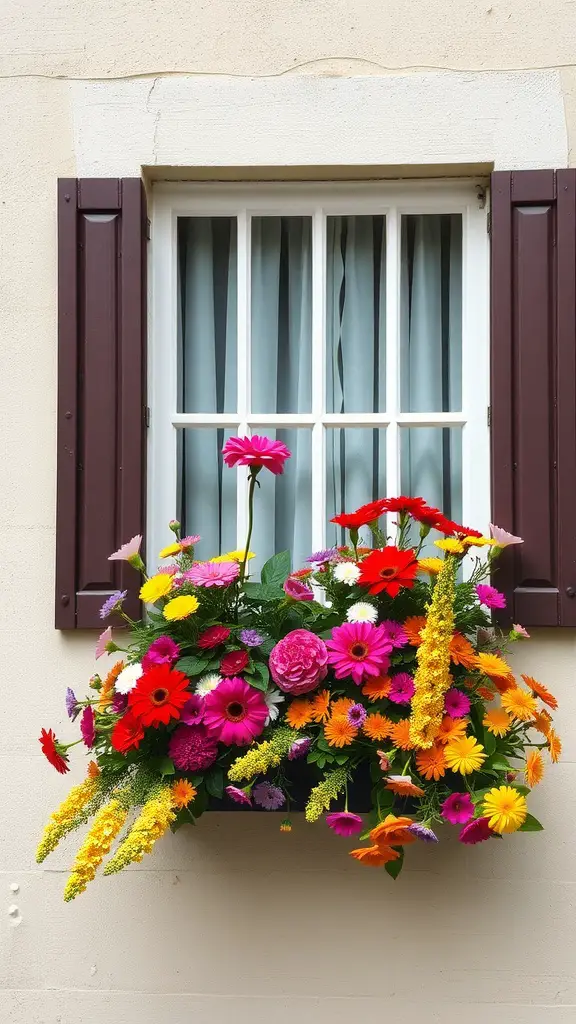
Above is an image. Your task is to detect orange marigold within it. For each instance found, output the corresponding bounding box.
[310,690,331,723]
[501,687,538,722]
[98,659,125,711]
[449,633,477,669]
[521,674,558,711]
[370,814,416,846]
[330,697,356,717]
[389,718,415,751]
[361,675,392,701]
[363,713,393,741]
[474,652,512,679]
[436,716,468,745]
[384,775,425,797]
[324,717,357,748]
[415,743,447,781]
[171,779,197,809]
[87,760,100,779]
[547,729,562,763]
[286,699,314,729]
[483,707,512,737]
[350,845,399,867]
[477,685,496,701]
[525,749,544,787]
[532,709,553,736]
[403,616,427,646]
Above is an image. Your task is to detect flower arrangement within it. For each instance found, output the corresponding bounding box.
[37,436,560,897]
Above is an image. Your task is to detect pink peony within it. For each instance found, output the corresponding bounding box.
[142,635,180,672]
[441,792,475,825]
[326,622,393,686]
[203,676,268,745]
[168,724,219,772]
[222,435,291,475]
[284,576,314,601]
[269,629,328,695]
[326,811,363,837]
[184,561,239,587]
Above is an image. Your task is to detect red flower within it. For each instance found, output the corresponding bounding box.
[111,712,145,753]
[128,663,190,727]
[331,498,388,530]
[197,625,231,649]
[220,649,250,675]
[39,728,69,774]
[358,546,418,596]
[443,520,483,539]
[381,496,429,516]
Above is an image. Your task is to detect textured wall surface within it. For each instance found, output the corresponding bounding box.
[1,2,576,1021]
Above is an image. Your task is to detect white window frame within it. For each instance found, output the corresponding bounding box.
[148,180,490,564]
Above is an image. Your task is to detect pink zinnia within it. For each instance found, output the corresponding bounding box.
[326,622,393,685]
[180,534,201,548]
[269,629,329,695]
[379,620,409,649]
[441,792,475,825]
[476,584,506,610]
[185,561,239,587]
[489,524,523,547]
[95,626,113,660]
[108,534,142,561]
[513,623,530,638]
[458,816,495,844]
[225,784,252,807]
[80,706,95,748]
[168,724,219,772]
[180,694,205,725]
[326,811,363,837]
[443,688,471,718]
[203,676,268,745]
[388,672,415,704]
[284,576,314,601]
[142,635,180,672]
[222,435,291,475]
[197,625,231,649]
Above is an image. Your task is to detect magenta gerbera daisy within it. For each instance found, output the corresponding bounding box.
[379,620,409,649]
[388,672,415,705]
[441,792,475,825]
[184,561,239,587]
[326,811,363,836]
[443,688,471,719]
[222,435,291,475]
[326,622,393,685]
[476,583,507,610]
[203,676,268,745]
[80,706,95,748]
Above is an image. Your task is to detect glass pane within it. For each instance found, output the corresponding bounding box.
[326,215,386,413]
[177,217,237,413]
[400,426,462,554]
[250,429,312,574]
[400,214,462,412]
[251,217,312,414]
[326,428,386,546]
[178,428,237,560]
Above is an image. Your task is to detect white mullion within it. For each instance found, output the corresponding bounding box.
[462,199,490,537]
[236,208,251,548]
[385,206,401,535]
[311,207,327,551]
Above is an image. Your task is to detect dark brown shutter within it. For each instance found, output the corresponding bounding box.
[56,178,147,628]
[491,169,576,626]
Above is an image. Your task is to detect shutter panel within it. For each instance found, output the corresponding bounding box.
[491,170,576,626]
[56,178,147,629]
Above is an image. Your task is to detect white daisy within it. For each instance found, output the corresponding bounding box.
[333,561,361,586]
[114,661,143,695]
[196,672,222,697]
[346,602,378,624]
[264,690,285,725]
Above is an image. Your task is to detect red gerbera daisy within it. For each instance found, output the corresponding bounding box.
[381,496,429,516]
[128,663,190,727]
[39,728,70,774]
[220,649,250,675]
[111,712,145,753]
[331,498,388,530]
[358,546,418,596]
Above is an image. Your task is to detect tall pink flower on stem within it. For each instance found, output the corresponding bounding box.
[95,626,114,660]
[326,622,393,685]
[489,524,523,547]
[222,435,291,475]
[269,629,328,695]
[203,676,268,745]
[108,534,144,569]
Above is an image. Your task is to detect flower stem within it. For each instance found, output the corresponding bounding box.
[240,468,258,583]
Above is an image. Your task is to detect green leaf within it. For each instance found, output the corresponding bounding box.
[519,813,544,832]
[149,755,175,777]
[483,730,497,756]
[242,582,285,602]
[385,847,405,879]
[249,661,270,692]
[261,550,291,587]
[512,784,530,796]
[176,655,210,677]
[206,768,224,800]
[482,755,511,772]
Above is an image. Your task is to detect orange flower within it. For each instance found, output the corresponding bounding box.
[370,814,416,846]
[286,699,314,729]
[449,633,476,669]
[532,709,553,736]
[87,760,100,779]
[478,685,496,701]
[310,690,331,723]
[521,674,558,711]
[525,750,544,787]
[501,687,538,722]
[483,707,512,737]
[324,717,357,747]
[98,659,125,711]
[389,718,415,750]
[171,779,197,809]
[330,697,355,717]
[547,729,562,763]
[474,652,512,679]
[415,743,447,780]
[385,774,425,797]
[492,674,515,694]
[403,616,427,646]
[350,844,400,866]
[363,713,393,741]
[362,675,392,701]
[436,716,468,745]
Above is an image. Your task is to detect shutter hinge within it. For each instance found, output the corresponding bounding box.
[146,218,151,240]
[145,406,150,427]
[476,185,487,210]
[487,405,491,427]
[487,210,491,235]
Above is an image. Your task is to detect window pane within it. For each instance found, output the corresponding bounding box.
[326,215,386,414]
[400,426,462,553]
[252,429,312,572]
[251,217,312,414]
[177,217,237,413]
[400,215,462,412]
[326,428,386,545]
[178,428,237,559]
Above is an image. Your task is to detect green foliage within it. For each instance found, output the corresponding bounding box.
[176,654,211,677]
[261,550,291,587]
[519,813,544,831]
[385,848,404,879]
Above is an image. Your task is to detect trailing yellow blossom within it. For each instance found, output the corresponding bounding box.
[228,728,299,782]
[36,775,100,863]
[98,659,125,711]
[435,538,465,555]
[103,787,175,875]
[305,767,348,822]
[63,797,128,901]
[139,573,174,604]
[409,555,457,749]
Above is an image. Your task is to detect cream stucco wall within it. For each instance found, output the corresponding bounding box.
[2,3,576,1022]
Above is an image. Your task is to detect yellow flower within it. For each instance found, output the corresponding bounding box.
[462,536,498,547]
[140,573,173,604]
[409,555,457,748]
[474,652,512,679]
[483,707,512,737]
[482,785,527,833]
[305,767,348,822]
[501,687,538,722]
[159,542,183,558]
[228,728,298,782]
[211,550,255,563]
[63,798,128,900]
[444,736,486,774]
[547,729,562,763]
[418,557,444,575]
[36,776,100,863]
[171,779,197,809]
[525,750,544,787]
[163,594,199,620]
[103,788,175,875]
[435,538,465,554]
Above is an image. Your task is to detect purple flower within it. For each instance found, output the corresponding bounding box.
[99,590,128,620]
[80,706,95,748]
[180,694,205,725]
[476,584,507,610]
[388,672,415,705]
[283,577,314,601]
[225,785,252,807]
[458,816,496,845]
[142,635,180,671]
[112,692,128,714]
[288,737,312,760]
[253,782,285,810]
[408,823,439,843]
[65,688,80,721]
[444,688,471,719]
[306,548,338,565]
[239,628,265,648]
[379,620,409,649]
[347,703,367,728]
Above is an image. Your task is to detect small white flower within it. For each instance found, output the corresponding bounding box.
[333,561,361,586]
[346,602,378,624]
[196,673,222,697]
[115,662,143,695]
[264,689,285,725]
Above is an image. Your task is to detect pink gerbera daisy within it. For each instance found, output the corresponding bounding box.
[326,622,393,685]
[440,792,474,825]
[476,584,506,610]
[388,672,415,705]
[379,620,409,649]
[184,561,239,587]
[326,811,364,836]
[444,688,471,718]
[203,676,268,745]
[222,435,291,475]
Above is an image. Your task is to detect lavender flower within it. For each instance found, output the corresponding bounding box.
[306,547,338,565]
[65,687,80,721]
[239,628,265,648]
[288,737,312,760]
[99,590,128,620]
[408,823,439,843]
[347,703,367,728]
[253,782,286,810]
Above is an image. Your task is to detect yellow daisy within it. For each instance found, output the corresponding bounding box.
[418,557,444,575]
[444,736,486,774]
[525,750,544,787]
[474,652,512,679]
[501,687,538,722]
[163,594,199,620]
[211,550,255,563]
[139,573,174,604]
[159,542,183,558]
[483,707,512,737]
[435,538,465,554]
[482,785,527,833]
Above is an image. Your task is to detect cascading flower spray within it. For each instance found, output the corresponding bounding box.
[409,554,457,749]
